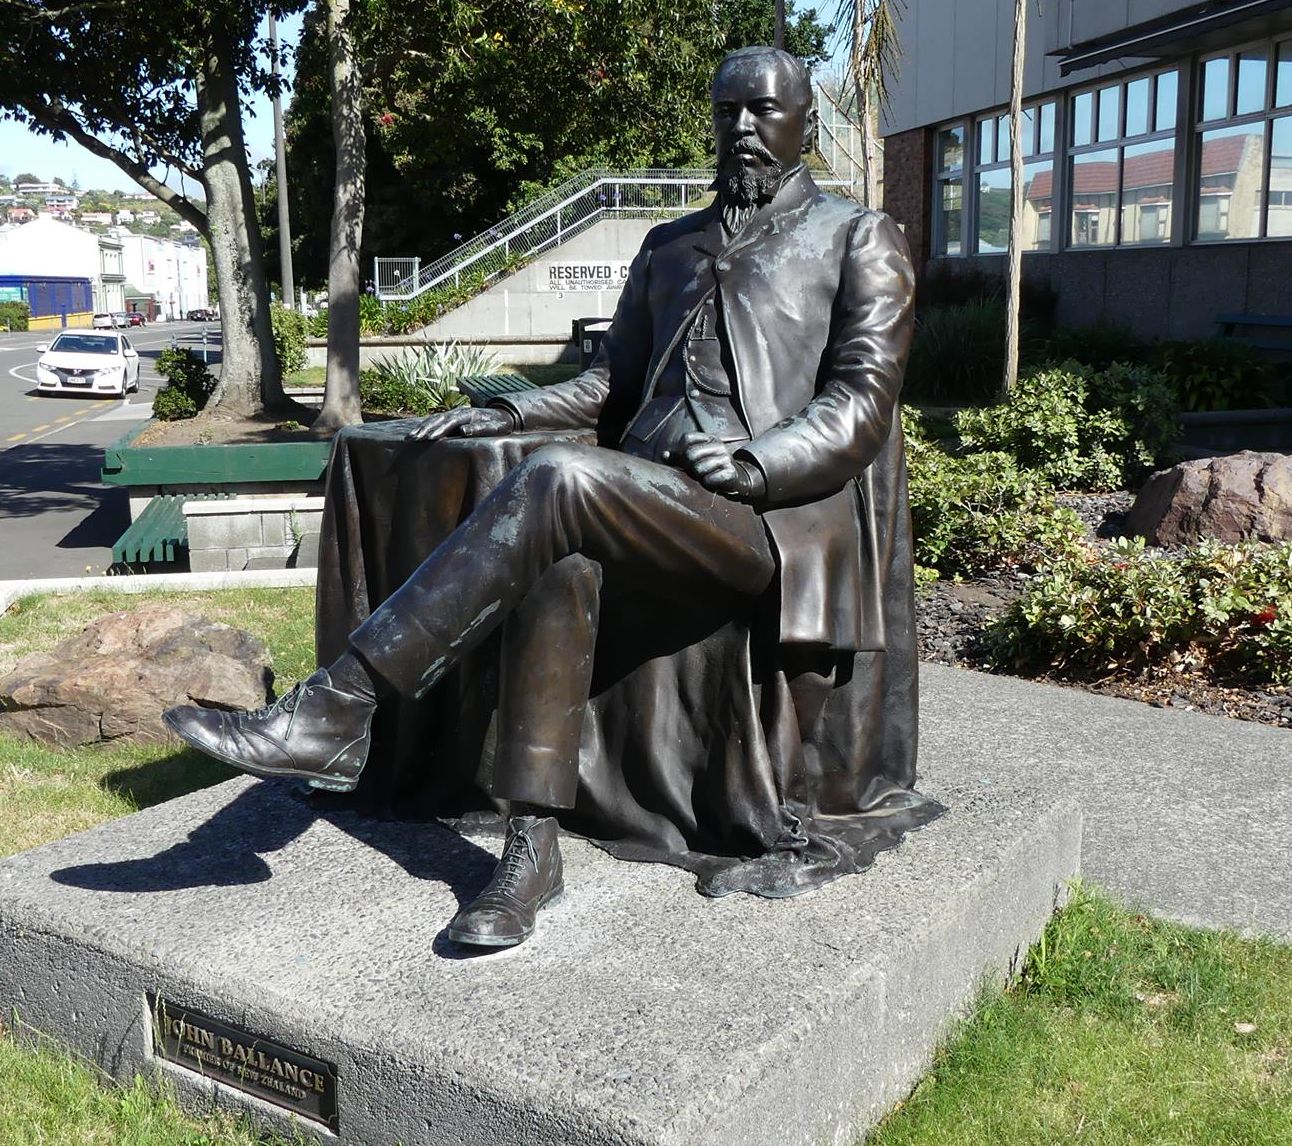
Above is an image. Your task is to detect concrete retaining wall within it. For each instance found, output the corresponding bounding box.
[184,495,325,573]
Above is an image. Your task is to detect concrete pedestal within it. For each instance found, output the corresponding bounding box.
[0,775,1079,1145]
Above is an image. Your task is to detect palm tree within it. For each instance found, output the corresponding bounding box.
[834,0,904,208]
[1001,0,1030,398]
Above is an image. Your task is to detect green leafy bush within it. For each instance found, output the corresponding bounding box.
[904,299,1007,404]
[0,300,30,331]
[1033,320,1148,371]
[955,361,1178,492]
[359,341,498,416]
[270,304,309,375]
[984,537,1292,685]
[904,410,1085,578]
[1154,338,1272,412]
[152,347,215,421]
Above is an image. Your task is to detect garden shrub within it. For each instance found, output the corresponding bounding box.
[904,299,1006,404]
[0,300,30,331]
[954,361,1178,492]
[1033,320,1148,370]
[152,347,215,421]
[1154,338,1272,412]
[270,303,309,376]
[904,410,1085,578]
[984,537,1292,686]
[359,341,497,416]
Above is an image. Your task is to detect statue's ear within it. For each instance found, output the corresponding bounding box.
[801,107,818,154]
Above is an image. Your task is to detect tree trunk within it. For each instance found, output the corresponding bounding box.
[196,30,285,416]
[1001,0,1027,399]
[312,0,367,434]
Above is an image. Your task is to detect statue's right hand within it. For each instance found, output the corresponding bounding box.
[407,407,516,442]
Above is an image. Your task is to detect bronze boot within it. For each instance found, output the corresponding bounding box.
[447,816,564,948]
[161,668,374,793]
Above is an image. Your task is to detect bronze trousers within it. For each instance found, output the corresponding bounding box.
[350,441,775,809]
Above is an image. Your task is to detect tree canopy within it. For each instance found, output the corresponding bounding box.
[0,0,307,412]
[279,0,831,283]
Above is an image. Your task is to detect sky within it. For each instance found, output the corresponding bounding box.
[0,6,847,196]
[0,12,305,194]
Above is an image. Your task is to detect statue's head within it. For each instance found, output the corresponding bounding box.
[712,47,817,208]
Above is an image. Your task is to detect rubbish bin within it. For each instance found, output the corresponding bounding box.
[573,317,613,370]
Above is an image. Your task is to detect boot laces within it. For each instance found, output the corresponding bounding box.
[495,828,539,892]
[244,680,316,734]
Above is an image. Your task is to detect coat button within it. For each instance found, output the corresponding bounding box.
[716,260,730,273]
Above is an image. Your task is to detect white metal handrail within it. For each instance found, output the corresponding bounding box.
[375,169,715,301]
[375,156,865,302]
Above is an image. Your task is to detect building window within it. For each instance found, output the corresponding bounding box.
[934,123,965,255]
[1068,68,1179,249]
[1195,37,1292,240]
[972,101,1056,254]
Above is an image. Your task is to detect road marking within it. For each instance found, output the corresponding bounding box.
[30,423,50,432]
[6,433,24,442]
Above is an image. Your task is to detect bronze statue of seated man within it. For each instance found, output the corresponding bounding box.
[164,46,940,949]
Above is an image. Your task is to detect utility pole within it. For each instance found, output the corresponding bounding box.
[269,11,296,310]
[775,0,785,48]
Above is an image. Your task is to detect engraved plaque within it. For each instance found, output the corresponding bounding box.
[149,995,339,1131]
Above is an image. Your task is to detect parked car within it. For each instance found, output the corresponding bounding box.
[127,312,146,327]
[111,311,129,328]
[91,313,115,329]
[35,331,141,397]
[185,307,218,321]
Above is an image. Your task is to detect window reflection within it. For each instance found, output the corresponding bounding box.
[979,119,994,165]
[939,179,964,255]
[977,169,1011,253]
[1155,71,1178,131]
[1120,140,1175,244]
[938,125,965,172]
[1073,91,1094,146]
[1021,107,1037,158]
[1097,85,1121,142]
[997,115,1011,162]
[1269,116,1292,237]
[1070,149,1119,246]
[1237,50,1268,117]
[1022,160,1054,250]
[1125,77,1150,136]
[1202,56,1230,122]
[1197,125,1266,240]
[1276,41,1292,108]
[1040,102,1056,152]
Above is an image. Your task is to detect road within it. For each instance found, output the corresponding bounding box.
[0,321,221,581]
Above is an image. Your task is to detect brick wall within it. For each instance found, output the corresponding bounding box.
[881,127,932,270]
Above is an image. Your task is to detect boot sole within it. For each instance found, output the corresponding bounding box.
[446,887,564,948]
[162,709,361,793]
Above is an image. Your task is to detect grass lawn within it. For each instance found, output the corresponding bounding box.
[1,587,1289,1144]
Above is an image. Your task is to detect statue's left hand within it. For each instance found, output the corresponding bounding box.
[679,433,765,501]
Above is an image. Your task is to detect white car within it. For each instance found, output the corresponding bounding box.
[35,331,141,397]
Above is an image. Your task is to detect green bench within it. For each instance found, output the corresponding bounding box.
[112,492,232,566]
[457,374,542,406]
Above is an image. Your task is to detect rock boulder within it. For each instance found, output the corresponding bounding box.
[1126,451,1292,546]
[0,606,273,748]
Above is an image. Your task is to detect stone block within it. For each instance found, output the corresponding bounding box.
[260,513,287,549]
[188,548,228,574]
[0,776,1078,1146]
[189,512,264,552]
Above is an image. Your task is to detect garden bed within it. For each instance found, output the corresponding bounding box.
[917,491,1292,730]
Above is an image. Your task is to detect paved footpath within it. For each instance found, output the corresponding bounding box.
[920,662,1292,940]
